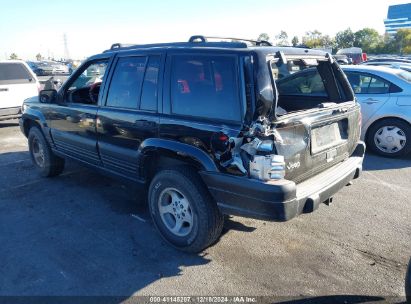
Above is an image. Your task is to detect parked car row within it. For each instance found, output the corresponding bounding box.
[26,61,71,76]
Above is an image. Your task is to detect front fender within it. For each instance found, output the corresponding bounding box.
[20,107,48,137]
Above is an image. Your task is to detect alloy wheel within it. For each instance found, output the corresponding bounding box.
[158,188,194,237]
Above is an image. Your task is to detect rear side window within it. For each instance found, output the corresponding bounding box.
[170,55,241,121]
[0,63,33,84]
[346,72,390,94]
[106,56,146,109]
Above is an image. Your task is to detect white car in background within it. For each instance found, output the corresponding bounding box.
[0,60,40,121]
[342,65,411,157]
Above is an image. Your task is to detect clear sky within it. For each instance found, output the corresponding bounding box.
[0,0,409,60]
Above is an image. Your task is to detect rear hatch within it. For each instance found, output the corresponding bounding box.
[0,62,38,109]
[270,55,361,183]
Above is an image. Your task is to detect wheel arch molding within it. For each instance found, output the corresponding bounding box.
[138,138,219,176]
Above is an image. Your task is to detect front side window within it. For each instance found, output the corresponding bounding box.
[170,55,241,121]
[70,62,108,90]
[66,60,108,104]
[106,56,147,109]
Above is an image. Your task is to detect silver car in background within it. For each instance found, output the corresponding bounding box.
[361,61,411,73]
[342,65,411,157]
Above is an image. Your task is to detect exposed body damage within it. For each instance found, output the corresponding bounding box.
[216,117,285,181]
[215,50,362,185]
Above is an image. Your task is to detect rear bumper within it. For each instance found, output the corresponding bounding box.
[0,107,21,121]
[201,141,365,221]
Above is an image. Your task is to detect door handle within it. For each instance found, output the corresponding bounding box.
[363,98,380,105]
[0,88,8,92]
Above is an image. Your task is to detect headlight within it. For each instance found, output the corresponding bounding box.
[21,104,28,113]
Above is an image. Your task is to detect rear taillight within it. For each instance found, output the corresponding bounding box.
[37,81,41,92]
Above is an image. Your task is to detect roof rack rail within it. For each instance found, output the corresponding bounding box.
[104,35,271,53]
[110,43,135,50]
[188,35,272,46]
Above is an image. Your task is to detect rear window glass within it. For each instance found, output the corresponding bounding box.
[272,60,307,80]
[276,68,327,97]
[0,63,32,83]
[170,55,241,121]
[273,60,327,97]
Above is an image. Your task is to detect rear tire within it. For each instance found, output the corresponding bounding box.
[148,167,224,253]
[367,118,411,158]
[28,127,65,177]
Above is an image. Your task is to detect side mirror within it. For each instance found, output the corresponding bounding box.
[39,89,57,103]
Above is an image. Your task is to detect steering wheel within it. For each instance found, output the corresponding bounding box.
[89,82,102,104]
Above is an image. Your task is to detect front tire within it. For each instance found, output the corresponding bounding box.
[28,127,65,177]
[148,167,224,253]
[367,118,411,158]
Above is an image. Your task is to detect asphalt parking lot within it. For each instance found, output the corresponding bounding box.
[0,119,410,302]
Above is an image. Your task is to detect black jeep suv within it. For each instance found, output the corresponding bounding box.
[20,36,365,252]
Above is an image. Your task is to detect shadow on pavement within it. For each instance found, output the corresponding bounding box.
[363,152,411,171]
[0,152,211,297]
[222,216,256,234]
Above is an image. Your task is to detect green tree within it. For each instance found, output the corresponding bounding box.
[321,35,335,48]
[257,33,270,42]
[375,33,396,54]
[335,28,355,49]
[395,29,411,54]
[302,30,322,48]
[9,53,18,60]
[353,28,381,53]
[302,30,333,49]
[291,36,299,46]
[275,30,289,46]
[36,53,42,61]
